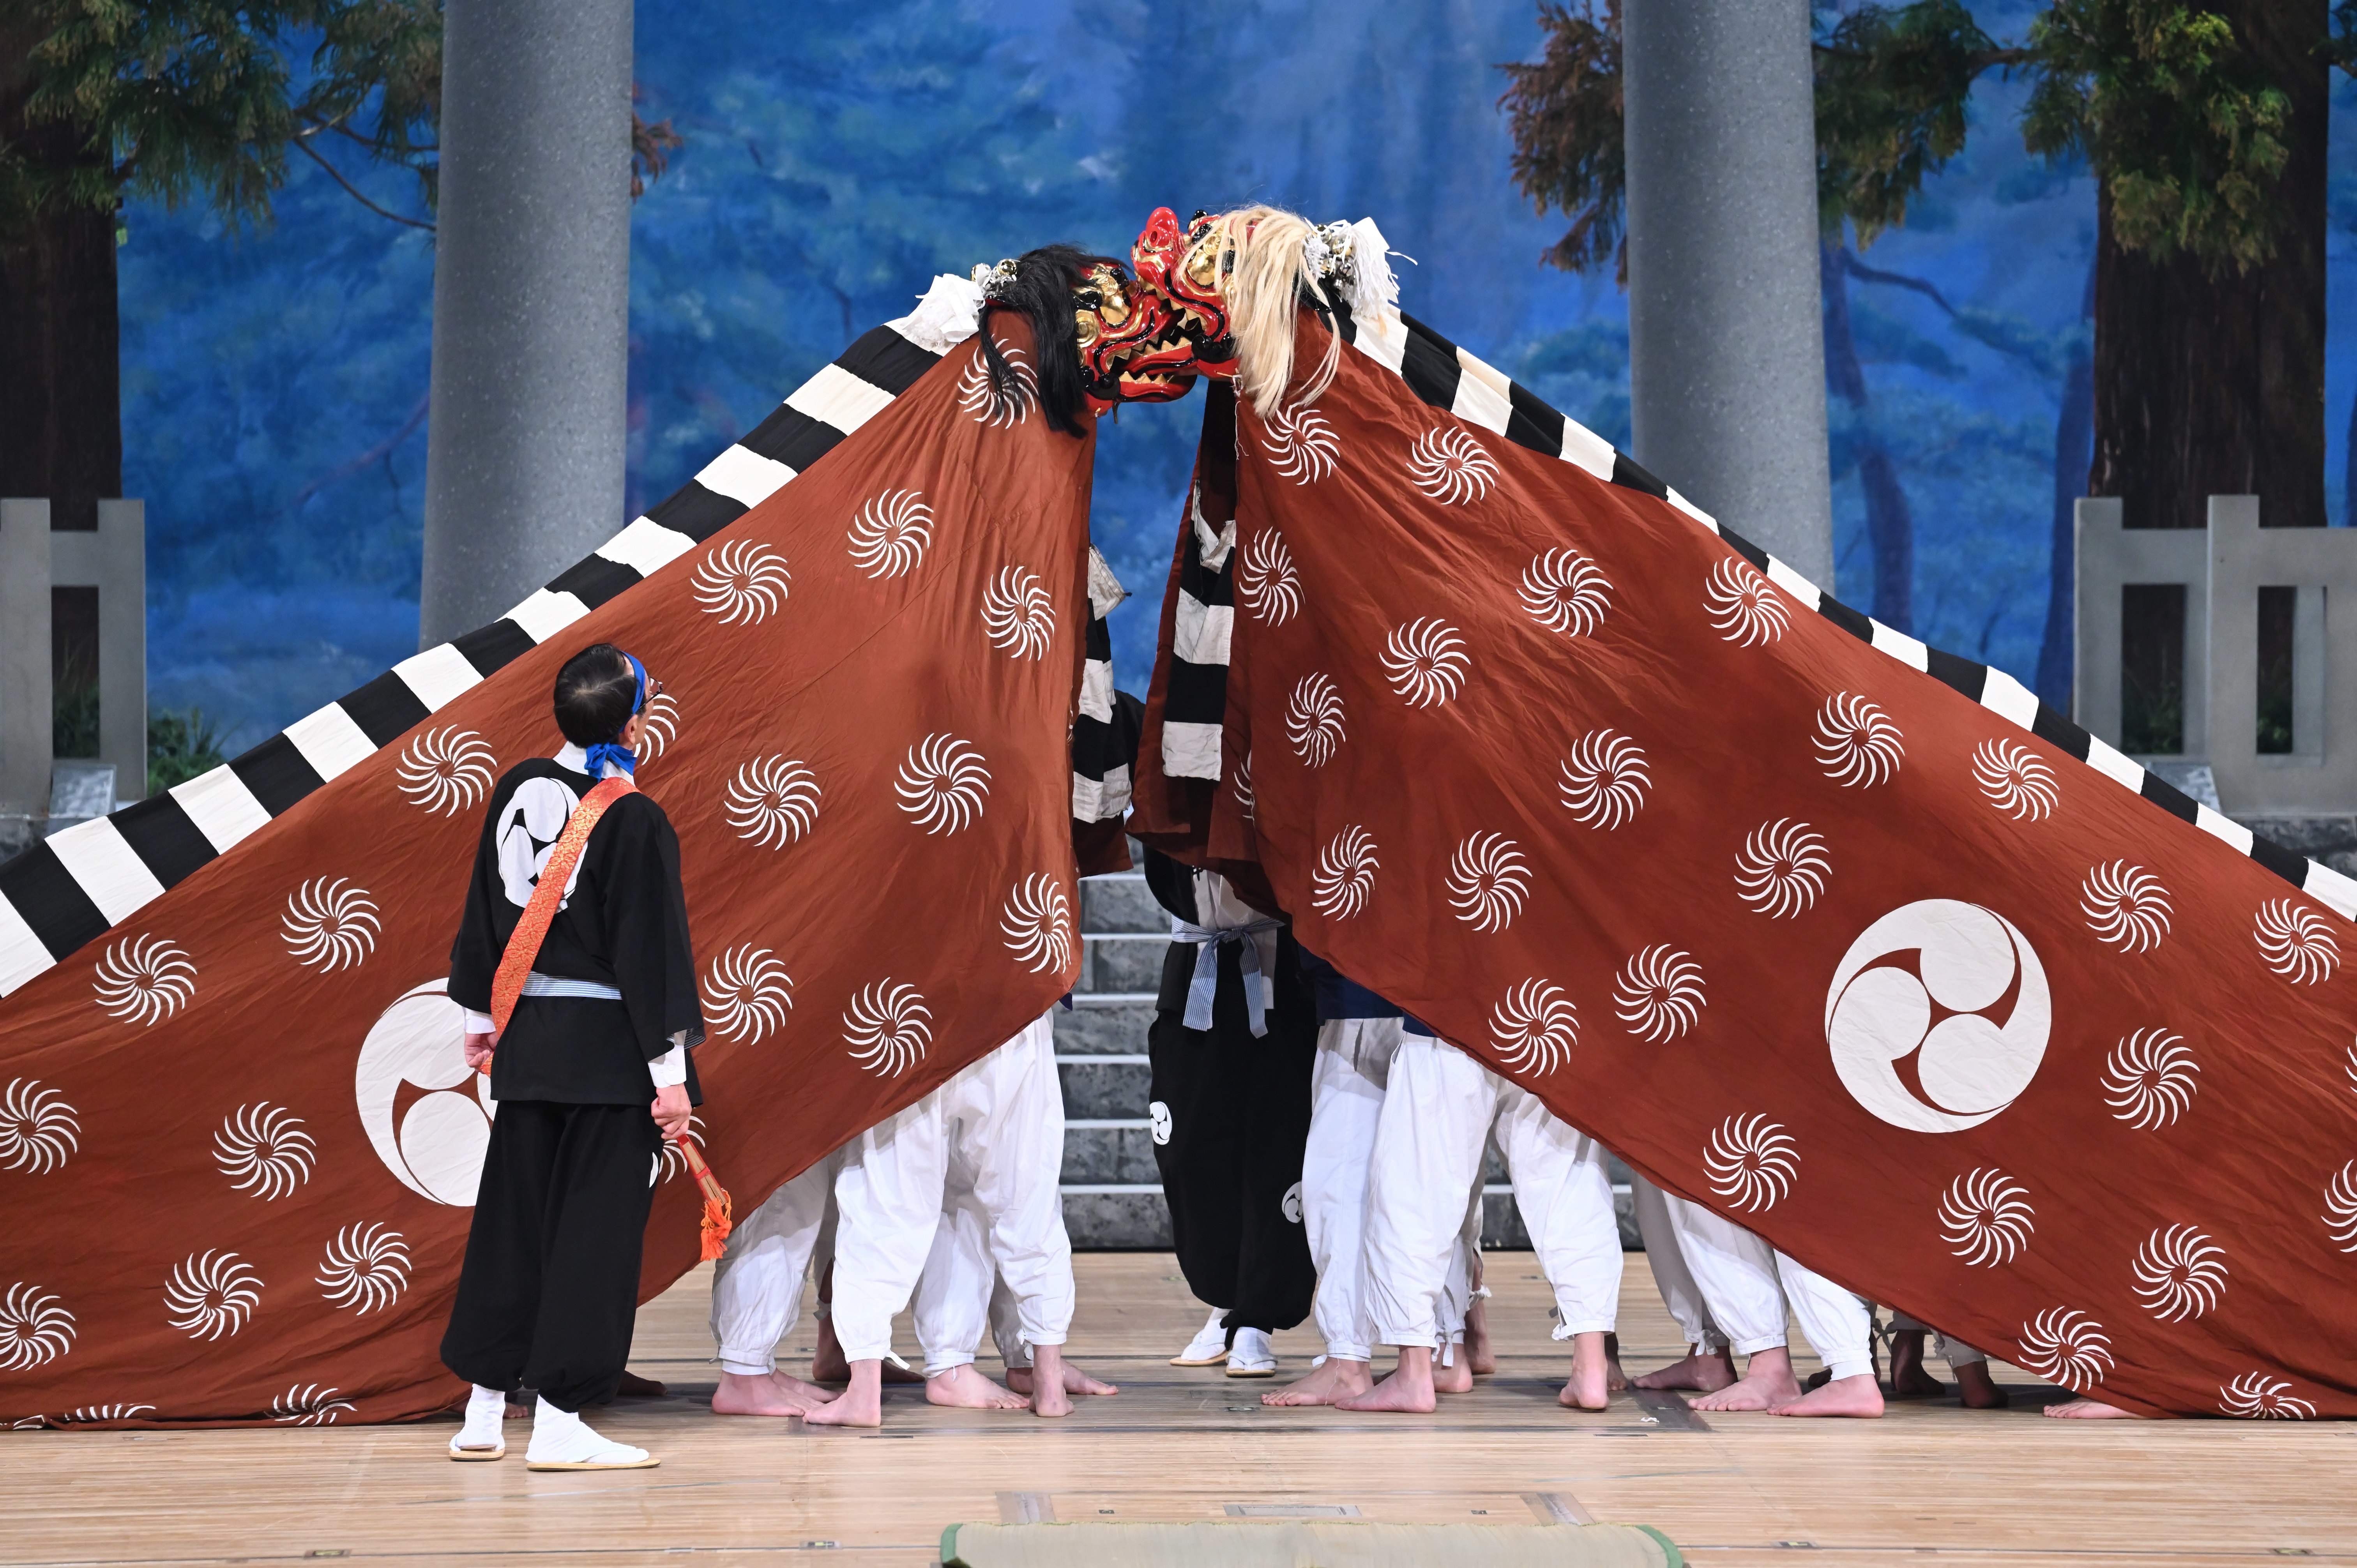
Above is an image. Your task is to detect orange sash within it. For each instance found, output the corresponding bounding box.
[476,771,733,1259]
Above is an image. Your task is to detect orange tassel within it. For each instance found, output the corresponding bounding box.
[678,1137,734,1261]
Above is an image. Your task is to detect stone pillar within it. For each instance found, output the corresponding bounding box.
[419,0,634,648]
[48,499,147,802]
[0,500,53,850]
[1621,0,1834,586]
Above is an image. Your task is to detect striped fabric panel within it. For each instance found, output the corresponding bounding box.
[1159,489,1236,780]
[0,315,1133,996]
[1071,547,1131,820]
[1347,306,2355,922]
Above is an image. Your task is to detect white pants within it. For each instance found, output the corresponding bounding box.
[831,1012,1074,1364]
[1362,1033,1620,1349]
[1663,1192,1874,1382]
[1891,1310,1988,1368]
[1630,1174,1727,1353]
[910,1165,1036,1375]
[709,1145,845,1377]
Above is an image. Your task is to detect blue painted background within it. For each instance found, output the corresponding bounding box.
[118,0,2357,753]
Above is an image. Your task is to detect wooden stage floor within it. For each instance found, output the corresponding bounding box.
[5,1254,2353,1567]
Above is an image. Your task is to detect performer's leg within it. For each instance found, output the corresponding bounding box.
[1495,1086,1621,1411]
[710,1152,838,1415]
[1431,1181,1480,1395]
[1664,1195,1804,1412]
[1266,1020,1393,1406]
[1629,1175,1736,1391]
[1229,974,1318,1359]
[1888,1310,2007,1408]
[1148,992,1242,1342]
[966,1014,1101,1416]
[1769,1252,1883,1418]
[518,1104,662,1469]
[807,1091,952,1428]
[1340,1033,1491,1414]
[912,1193,1028,1411]
[1458,1180,1495,1377]
[442,1100,561,1400]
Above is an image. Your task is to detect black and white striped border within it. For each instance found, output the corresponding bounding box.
[0,301,1129,997]
[1174,298,2357,924]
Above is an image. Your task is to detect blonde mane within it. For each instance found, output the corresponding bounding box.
[1212,205,1340,419]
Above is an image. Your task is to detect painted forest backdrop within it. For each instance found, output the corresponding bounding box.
[118,0,2357,754]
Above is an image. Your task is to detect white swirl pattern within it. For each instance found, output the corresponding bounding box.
[1704,1115,1797,1211]
[981,566,1053,659]
[1519,547,1611,637]
[638,691,680,761]
[0,1283,73,1371]
[725,756,821,849]
[316,1223,411,1315]
[1733,818,1829,918]
[396,727,496,815]
[2016,1308,2113,1391]
[272,1384,357,1425]
[894,734,991,834]
[1704,556,1788,646]
[0,1080,78,1174]
[1559,730,1651,830]
[1938,1168,2035,1266]
[93,934,196,1025]
[846,489,933,578]
[958,346,1035,427]
[281,878,380,972]
[1406,427,1498,503]
[1813,693,1905,787]
[2254,899,2340,985]
[1310,826,1380,920]
[2323,1160,2357,1252]
[1232,752,1255,822]
[1285,674,1346,767]
[1613,946,1706,1043]
[213,1104,316,1201]
[1000,874,1074,975]
[1382,618,1470,707]
[2101,1029,2199,1129]
[2081,862,2171,953]
[1490,980,1578,1076]
[691,539,791,625]
[1445,832,1530,932]
[1971,738,2057,820]
[701,946,795,1042]
[1264,404,1338,482]
[2131,1224,2226,1321]
[2220,1373,2314,1420]
[844,982,933,1078]
[1236,529,1300,626]
[164,1251,262,1340]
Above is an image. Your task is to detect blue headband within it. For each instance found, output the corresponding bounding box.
[580,652,647,782]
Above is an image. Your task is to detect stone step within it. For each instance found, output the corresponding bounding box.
[1062,1119,1161,1184]
[1052,995,1154,1055]
[1078,931,1163,994]
[1079,872,1164,933]
[1056,1054,1152,1119]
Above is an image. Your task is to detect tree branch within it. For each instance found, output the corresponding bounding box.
[290,136,434,232]
[1839,250,1958,316]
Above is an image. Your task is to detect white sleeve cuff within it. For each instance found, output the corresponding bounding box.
[648,1041,688,1088]
[463,1009,495,1035]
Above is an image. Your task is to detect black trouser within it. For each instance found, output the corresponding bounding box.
[441,1100,661,1412]
[1148,935,1317,1335]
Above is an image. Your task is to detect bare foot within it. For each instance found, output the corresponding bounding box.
[1691,1347,1802,1412]
[614,1370,667,1399]
[1557,1330,1610,1411]
[802,1361,883,1428]
[1263,1356,1372,1407]
[925,1364,1029,1410]
[811,1312,922,1384]
[1603,1332,1627,1393]
[2044,1397,2136,1419]
[1771,1371,1884,1418]
[1434,1346,1474,1395]
[1027,1346,1074,1418]
[1466,1295,1496,1376]
[1336,1347,1437,1414]
[1634,1346,1738,1393]
[1007,1362,1119,1397]
[711,1369,829,1416]
[1886,1332,1945,1399]
[1956,1363,2010,1409]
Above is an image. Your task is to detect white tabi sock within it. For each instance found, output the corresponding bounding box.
[524,1397,651,1468]
[1228,1327,1276,1373]
[451,1384,506,1453]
